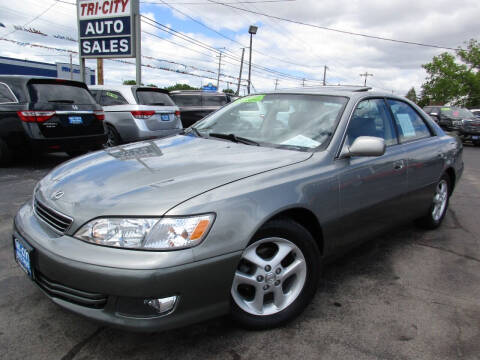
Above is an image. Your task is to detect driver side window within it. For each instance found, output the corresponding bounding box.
[346,98,398,146]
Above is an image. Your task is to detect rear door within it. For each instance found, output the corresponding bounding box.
[386,99,444,217]
[27,80,104,138]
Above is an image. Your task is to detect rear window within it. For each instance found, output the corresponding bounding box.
[203,95,228,106]
[136,89,174,106]
[170,94,201,107]
[29,82,96,104]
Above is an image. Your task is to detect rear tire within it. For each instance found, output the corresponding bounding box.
[473,140,480,147]
[230,218,320,329]
[105,125,122,147]
[415,174,450,229]
[0,139,12,166]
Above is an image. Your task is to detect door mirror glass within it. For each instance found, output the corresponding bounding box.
[344,136,386,157]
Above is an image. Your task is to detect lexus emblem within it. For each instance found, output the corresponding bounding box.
[51,191,64,200]
[72,104,79,110]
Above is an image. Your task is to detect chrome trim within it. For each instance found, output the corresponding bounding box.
[34,199,73,235]
[55,111,95,114]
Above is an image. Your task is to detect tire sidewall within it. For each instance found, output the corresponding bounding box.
[231,218,320,329]
[427,174,451,228]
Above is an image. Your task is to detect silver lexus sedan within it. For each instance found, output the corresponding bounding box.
[13,87,463,331]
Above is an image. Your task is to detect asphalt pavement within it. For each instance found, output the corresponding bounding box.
[1,147,480,360]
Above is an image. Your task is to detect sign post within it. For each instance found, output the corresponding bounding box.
[77,0,140,83]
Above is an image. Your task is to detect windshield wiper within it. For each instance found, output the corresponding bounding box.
[183,127,204,138]
[148,102,165,105]
[48,99,74,103]
[209,133,259,146]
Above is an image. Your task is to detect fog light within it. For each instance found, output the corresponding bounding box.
[144,296,177,314]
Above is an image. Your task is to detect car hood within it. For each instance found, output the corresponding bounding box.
[36,135,311,227]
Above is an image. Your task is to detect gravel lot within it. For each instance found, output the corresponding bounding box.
[1,146,479,360]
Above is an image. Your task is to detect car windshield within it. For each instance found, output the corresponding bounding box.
[441,107,475,119]
[136,89,175,106]
[192,94,348,150]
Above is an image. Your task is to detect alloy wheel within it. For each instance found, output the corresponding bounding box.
[231,237,307,316]
[432,179,448,222]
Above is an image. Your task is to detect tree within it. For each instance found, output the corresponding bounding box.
[223,88,235,94]
[123,80,137,85]
[421,39,480,107]
[146,84,158,88]
[405,87,417,103]
[163,83,198,91]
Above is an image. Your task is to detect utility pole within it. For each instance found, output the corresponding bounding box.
[323,65,328,86]
[274,79,279,90]
[97,58,104,85]
[360,71,374,86]
[236,48,245,95]
[216,50,222,89]
[247,25,258,94]
[302,78,305,87]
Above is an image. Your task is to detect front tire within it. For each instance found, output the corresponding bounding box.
[231,218,320,329]
[416,174,450,229]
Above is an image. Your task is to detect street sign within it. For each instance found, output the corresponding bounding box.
[202,83,218,92]
[77,0,137,58]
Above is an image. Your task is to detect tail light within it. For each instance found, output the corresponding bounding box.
[131,110,155,119]
[94,110,105,121]
[175,110,181,117]
[17,111,55,123]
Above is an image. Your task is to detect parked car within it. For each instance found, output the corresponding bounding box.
[169,90,229,128]
[13,88,463,332]
[89,85,182,146]
[423,105,480,145]
[470,108,480,118]
[0,75,106,165]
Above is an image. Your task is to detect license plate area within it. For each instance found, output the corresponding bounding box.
[68,116,83,125]
[13,236,34,279]
[161,114,171,121]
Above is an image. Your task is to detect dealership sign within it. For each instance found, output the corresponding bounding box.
[77,0,137,58]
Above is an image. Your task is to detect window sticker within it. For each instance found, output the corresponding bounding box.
[106,91,119,99]
[281,135,321,148]
[441,107,451,111]
[396,114,416,137]
[236,95,265,103]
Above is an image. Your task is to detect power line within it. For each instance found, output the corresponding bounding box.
[207,0,461,51]
[142,0,295,3]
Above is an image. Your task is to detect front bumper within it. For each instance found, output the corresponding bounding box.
[13,203,241,332]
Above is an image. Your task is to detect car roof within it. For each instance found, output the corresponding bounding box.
[0,75,87,87]
[169,90,227,96]
[89,84,169,94]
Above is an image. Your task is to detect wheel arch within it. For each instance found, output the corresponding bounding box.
[444,167,456,192]
[264,207,324,255]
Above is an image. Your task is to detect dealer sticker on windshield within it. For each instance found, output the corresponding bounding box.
[281,135,321,148]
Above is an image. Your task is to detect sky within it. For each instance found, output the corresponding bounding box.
[0,0,478,95]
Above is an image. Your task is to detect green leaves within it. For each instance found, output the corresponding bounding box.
[421,39,480,108]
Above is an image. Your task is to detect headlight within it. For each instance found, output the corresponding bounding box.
[74,214,214,250]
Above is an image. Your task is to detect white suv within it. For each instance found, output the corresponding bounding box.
[89,85,182,146]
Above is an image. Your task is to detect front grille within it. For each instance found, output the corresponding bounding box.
[34,199,73,234]
[35,272,107,308]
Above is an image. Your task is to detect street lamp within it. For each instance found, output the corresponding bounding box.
[247,25,258,95]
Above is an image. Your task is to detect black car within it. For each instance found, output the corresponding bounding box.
[423,105,480,146]
[169,90,230,128]
[0,76,106,165]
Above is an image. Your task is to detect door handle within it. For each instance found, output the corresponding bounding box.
[393,160,405,170]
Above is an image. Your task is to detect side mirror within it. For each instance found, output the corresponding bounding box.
[341,136,386,158]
